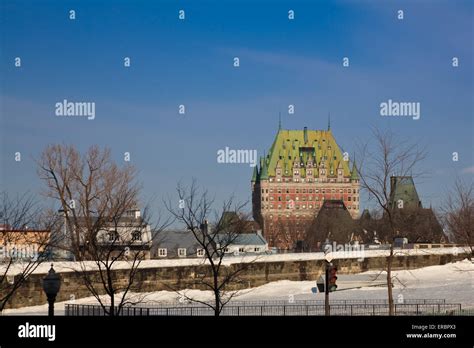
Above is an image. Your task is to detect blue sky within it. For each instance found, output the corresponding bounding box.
[1,0,473,220]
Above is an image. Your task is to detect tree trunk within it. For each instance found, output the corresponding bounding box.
[214,290,220,317]
[110,293,115,316]
[387,244,394,316]
[214,272,220,316]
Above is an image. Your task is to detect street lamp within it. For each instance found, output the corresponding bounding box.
[42,264,61,316]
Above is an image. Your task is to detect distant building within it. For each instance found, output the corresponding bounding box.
[355,176,445,244]
[152,220,269,259]
[151,229,202,258]
[388,176,422,210]
[58,209,153,260]
[216,231,268,255]
[0,225,51,260]
[252,124,360,249]
[387,176,445,243]
[304,200,355,251]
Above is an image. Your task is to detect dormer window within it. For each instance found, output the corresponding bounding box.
[131,230,142,241]
[108,231,119,242]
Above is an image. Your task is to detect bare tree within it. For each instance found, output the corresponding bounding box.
[356,128,427,315]
[271,217,303,251]
[37,144,169,315]
[164,180,256,316]
[441,179,473,260]
[0,192,59,312]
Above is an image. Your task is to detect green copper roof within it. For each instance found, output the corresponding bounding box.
[260,157,269,180]
[261,128,351,179]
[350,160,359,180]
[251,166,258,182]
[389,176,421,209]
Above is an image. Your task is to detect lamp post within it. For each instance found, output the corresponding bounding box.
[42,264,61,317]
[324,252,333,316]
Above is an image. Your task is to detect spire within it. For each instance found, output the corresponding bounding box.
[278,112,282,130]
[327,112,331,131]
[251,165,258,182]
[260,157,269,180]
[351,157,359,180]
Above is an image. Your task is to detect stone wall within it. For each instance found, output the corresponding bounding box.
[2,251,469,309]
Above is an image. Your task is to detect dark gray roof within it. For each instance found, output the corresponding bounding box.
[216,232,267,246]
[151,229,201,256]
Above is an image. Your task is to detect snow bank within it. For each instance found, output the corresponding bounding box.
[1,246,470,276]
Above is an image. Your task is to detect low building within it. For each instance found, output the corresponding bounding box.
[216,231,269,255]
[57,209,153,260]
[151,228,269,258]
[151,229,202,258]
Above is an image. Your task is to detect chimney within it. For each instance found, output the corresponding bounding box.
[200,220,209,234]
[390,176,397,194]
[304,127,308,144]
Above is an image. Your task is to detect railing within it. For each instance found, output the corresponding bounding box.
[65,301,464,317]
[129,298,447,307]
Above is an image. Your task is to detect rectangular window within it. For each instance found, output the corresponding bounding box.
[178,248,187,257]
[239,247,245,252]
[196,248,205,257]
[158,248,167,257]
[254,247,260,252]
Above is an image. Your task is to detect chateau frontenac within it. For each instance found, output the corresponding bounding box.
[252,125,360,249]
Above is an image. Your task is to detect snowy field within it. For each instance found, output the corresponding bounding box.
[3,259,473,315]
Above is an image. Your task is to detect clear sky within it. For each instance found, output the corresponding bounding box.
[1,0,473,220]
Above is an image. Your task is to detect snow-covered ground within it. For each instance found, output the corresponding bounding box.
[3,259,473,315]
